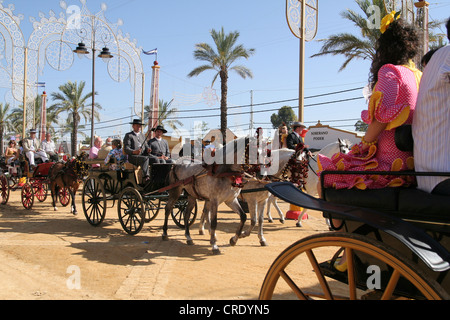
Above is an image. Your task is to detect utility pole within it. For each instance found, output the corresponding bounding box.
[249,90,254,134]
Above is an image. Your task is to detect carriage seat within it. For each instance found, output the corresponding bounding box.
[324,187,450,227]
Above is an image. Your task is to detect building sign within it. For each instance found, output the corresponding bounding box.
[304,121,363,151]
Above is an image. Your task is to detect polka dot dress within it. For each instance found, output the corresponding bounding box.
[318,63,422,190]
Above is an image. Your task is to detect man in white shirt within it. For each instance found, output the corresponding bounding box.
[412,18,450,196]
[41,132,59,162]
[23,129,49,168]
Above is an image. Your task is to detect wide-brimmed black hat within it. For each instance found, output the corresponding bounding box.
[130,119,144,126]
[291,121,306,129]
[29,128,37,133]
[151,125,167,133]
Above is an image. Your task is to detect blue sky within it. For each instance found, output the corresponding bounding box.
[4,0,450,142]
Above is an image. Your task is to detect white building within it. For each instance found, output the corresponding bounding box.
[304,121,363,151]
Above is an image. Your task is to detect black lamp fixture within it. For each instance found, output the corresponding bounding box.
[73,42,89,58]
[98,47,113,62]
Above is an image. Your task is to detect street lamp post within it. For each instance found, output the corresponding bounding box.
[286,0,318,123]
[73,41,113,147]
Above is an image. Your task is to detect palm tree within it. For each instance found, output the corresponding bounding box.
[311,0,386,71]
[312,0,444,71]
[144,99,183,132]
[9,95,60,139]
[188,27,255,141]
[0,102,12,156]
[49,81,101,156]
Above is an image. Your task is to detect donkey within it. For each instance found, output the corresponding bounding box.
[163,137,251,254]
[48,152,89,215]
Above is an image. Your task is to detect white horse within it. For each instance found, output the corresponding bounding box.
[266,194,285,223]
[295,138,352,227]
[199,147,306,246]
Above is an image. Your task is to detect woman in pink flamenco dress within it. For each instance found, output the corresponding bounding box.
[318,17,422,190]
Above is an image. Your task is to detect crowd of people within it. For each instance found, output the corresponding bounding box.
[4,130,59,170]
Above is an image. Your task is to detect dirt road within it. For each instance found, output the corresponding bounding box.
[0,191,329,300]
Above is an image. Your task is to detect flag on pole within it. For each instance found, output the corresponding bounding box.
[142,48,157,55]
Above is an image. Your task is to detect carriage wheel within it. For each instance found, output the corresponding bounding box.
[34,182,48,202]
[0,174,9,205]
[118,187,145,235]
[21,183,34,210]
[259,232,449,300]
[143,197,161,222]
[171,198,197,228]
[58,187,70,207]
[82,177,107,226]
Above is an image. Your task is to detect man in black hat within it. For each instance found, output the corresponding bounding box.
[123,119,156,182]
[286,122,307,150]
[147,125,173,163]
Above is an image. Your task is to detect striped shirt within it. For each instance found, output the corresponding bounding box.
[412,45,450,193]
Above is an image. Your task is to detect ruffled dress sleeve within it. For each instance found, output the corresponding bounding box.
[361,64,411,130]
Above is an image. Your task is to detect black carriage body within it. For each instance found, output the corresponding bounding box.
[83,162,196,234]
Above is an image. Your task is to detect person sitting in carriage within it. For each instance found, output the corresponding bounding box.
[23,128,48,169]
[316,13,422,272]
[147,125,173,164]
[413,17,450,197]
[104,139,127,170]
[5,140,19,166]
[123,119,154,183]
[317,14,422,192]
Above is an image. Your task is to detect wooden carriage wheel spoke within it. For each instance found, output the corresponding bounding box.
[381,270,401,300]
[279,270,308,300]
[306,249,333,300]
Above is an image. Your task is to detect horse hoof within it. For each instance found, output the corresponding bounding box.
[296,221,303,227]
[186,239,194,245]
[280,219,285,224]
[212,248,221,255]
[229,237,237,246]
[162,235,169,241]
[72,211,78,216]
[199,230,205,236]
[260,241,268,247]
[53,207,58,211]
[268,219,273,223]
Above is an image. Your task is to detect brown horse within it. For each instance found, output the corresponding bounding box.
[48,152,89,215]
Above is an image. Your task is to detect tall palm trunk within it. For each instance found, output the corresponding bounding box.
[220,69,228,142]
[72,112,78,156]
[0,128,3,156]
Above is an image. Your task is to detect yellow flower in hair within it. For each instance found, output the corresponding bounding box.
[380,11,397,34]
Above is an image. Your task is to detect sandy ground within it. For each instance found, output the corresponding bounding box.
[0,189,330,300]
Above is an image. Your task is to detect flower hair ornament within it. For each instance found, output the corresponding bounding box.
[380,10,401,34]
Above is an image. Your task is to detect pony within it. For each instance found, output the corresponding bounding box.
[48,152,90,215]
[295,138,352,227]
[199,145,308,246]
[265,194,285,223]
[163,137,252,254]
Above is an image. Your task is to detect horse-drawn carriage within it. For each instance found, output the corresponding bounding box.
[81,160,198,235]
[0,155,71,209]
[259,169,450,300]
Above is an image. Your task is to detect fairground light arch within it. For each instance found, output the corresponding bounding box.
[0,0,145,141]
